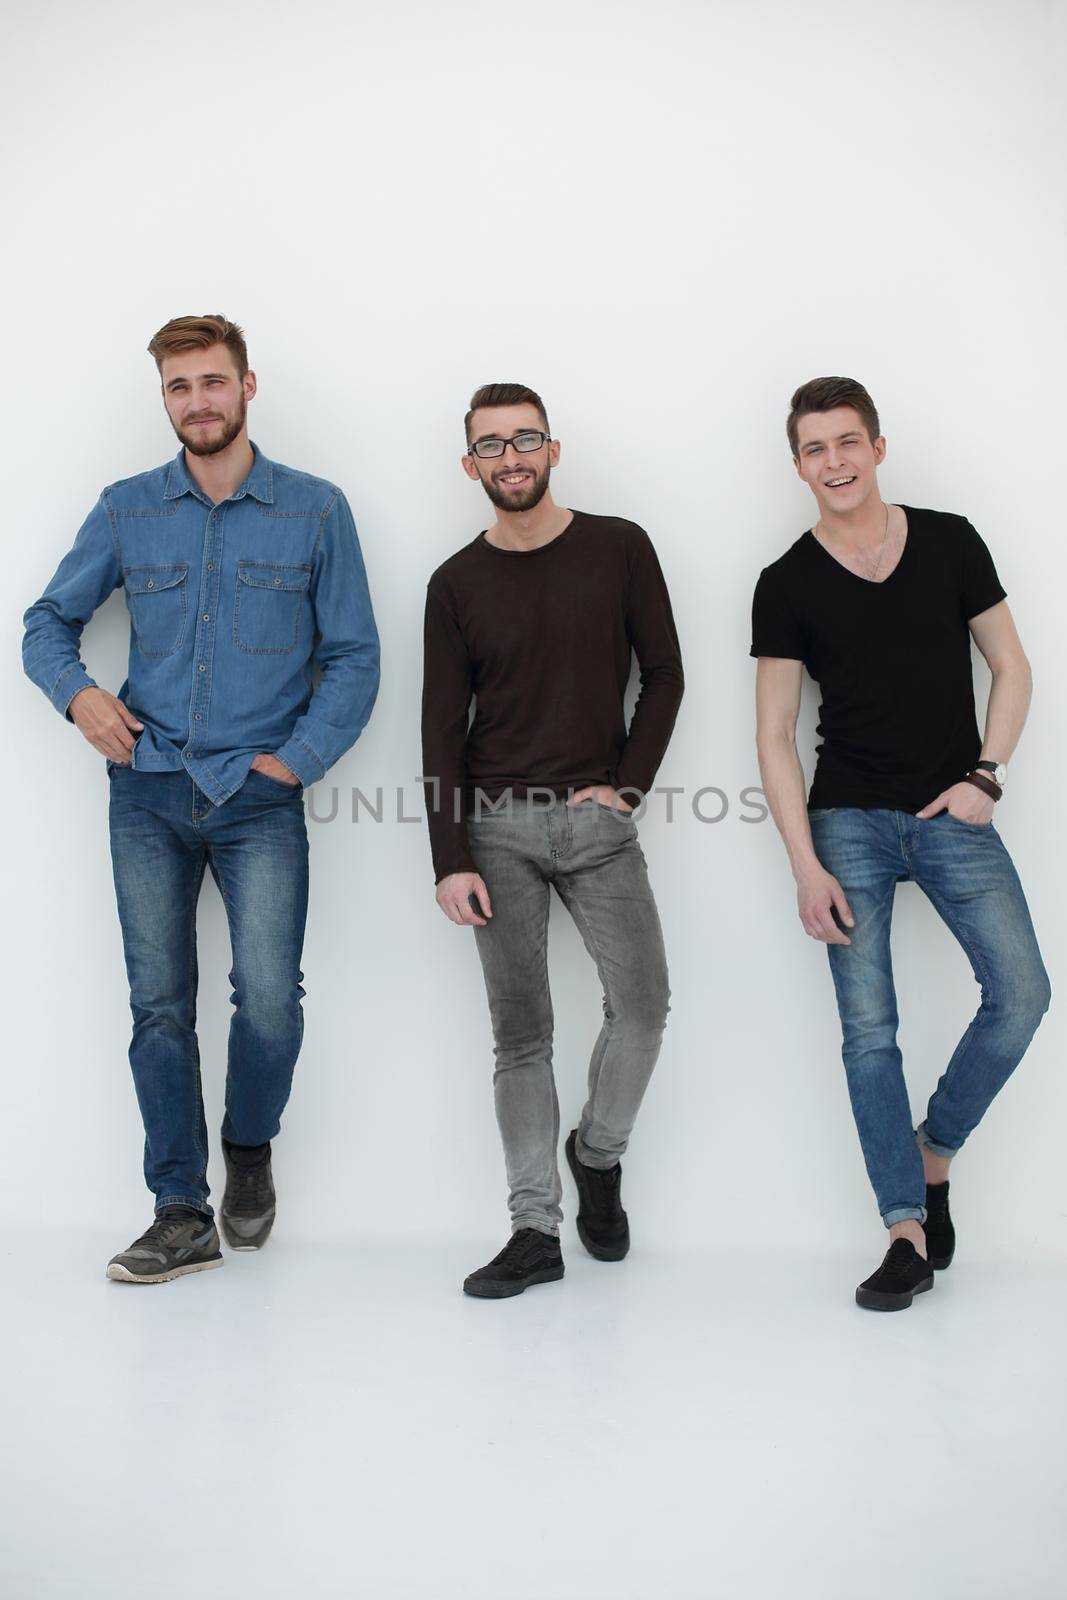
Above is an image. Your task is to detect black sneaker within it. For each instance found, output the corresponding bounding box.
[924,1180,955,1269]
[565,1129,629,1261]
[221,1140,276,1250]
[107,1207,222,1284]
[463,1229,564,1299]
[855,1239,935,1312]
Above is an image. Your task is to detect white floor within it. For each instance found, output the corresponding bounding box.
[3,1230,1065,1600]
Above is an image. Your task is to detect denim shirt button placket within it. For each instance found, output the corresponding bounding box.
[189,505,223,767]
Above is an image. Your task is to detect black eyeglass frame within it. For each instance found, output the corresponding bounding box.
[467,430,552,460]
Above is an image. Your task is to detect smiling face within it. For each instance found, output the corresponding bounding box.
[462,402,560,513]
[793,405,886,518]
[160,343,256,457]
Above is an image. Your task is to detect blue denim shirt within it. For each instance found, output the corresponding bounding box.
[22,444,380,804]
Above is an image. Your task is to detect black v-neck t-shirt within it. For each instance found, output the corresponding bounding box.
[750,506,1006,813]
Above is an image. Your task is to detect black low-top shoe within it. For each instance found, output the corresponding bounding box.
[107,1207,222,1284]
[463,1229,564,1299]
[923,1180,955,1269]
[221,1139,276,1251]
[565,1129,629,1261]
[856,1239,935,1312]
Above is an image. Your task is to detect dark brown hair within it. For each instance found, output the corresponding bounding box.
[464,382,549,444]
[147,314,249,379]
[787,376,880,457]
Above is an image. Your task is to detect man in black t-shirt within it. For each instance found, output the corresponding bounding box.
[751,376,1050,1312]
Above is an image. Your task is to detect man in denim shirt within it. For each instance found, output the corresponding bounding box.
[23,315,380,1283]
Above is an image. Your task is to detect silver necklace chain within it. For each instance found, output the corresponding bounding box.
[816,502,892,581]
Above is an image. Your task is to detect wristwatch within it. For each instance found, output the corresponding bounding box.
[975,759,1008,786]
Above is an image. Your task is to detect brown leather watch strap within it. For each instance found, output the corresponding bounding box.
[964,770,1002,802]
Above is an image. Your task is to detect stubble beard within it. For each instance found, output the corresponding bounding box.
[176,394,247,458]
[483,461,551,514]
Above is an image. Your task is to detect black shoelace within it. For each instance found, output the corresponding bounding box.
[228,1158,272,1214]
[878,1241,926,1284]
[587,1164,623,1219]
[495,1230,554,1268]
[132,1214,190,1252]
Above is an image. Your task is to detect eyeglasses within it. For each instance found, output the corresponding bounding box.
[468,430,551,460]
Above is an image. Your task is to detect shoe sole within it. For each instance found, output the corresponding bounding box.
[927,1247,954,1270]
[855,1273,934,1312]
[463,1265,565,1299]
[565,1139,629,1261]
[106,1254,223,1285]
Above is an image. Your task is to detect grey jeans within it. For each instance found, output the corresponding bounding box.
[467,796,671,1235]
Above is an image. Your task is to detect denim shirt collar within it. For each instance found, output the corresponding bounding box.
[163,442,274,505]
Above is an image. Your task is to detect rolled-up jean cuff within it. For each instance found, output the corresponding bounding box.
[511,1217,559,1238]
[575,1131,621,1170]
[156,1194,214,1219]
[915,1121,959,1160]
[882,1205,927,1227]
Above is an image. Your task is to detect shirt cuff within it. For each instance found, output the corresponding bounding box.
[432,833,478,883]
[613,769,649,806]
[434,863,477,886]
[272,735,326,787]
[56,666,98,721]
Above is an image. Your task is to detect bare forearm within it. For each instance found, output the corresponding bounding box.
[756,731,820,880]
[980,661,1032,765]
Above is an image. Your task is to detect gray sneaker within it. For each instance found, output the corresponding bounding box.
[220,1140,276,1251]
[107,1208,223,1284]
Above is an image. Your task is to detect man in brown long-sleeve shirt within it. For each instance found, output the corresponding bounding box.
[422,383,684,1298]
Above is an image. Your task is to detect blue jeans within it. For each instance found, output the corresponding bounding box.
[108,767,309,1215]
[808,808,1050,1226]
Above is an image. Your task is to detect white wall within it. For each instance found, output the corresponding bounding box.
[4,0,1064,1252]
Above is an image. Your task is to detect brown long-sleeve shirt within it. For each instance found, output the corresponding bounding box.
[421,510,684,882]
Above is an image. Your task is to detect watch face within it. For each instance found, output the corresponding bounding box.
[994,764,1007,785]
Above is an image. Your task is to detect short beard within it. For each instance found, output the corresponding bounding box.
[176,395,247,458]
[482,461,550,514]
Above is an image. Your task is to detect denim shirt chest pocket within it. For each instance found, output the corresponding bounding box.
[234,561,312,654]
[124,564,190,657]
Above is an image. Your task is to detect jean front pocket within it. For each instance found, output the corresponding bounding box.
[125,565,189,657]
[942,810,993,830]
[234,562,311,654]
[247,767,303,795]
[593,799,637,825]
